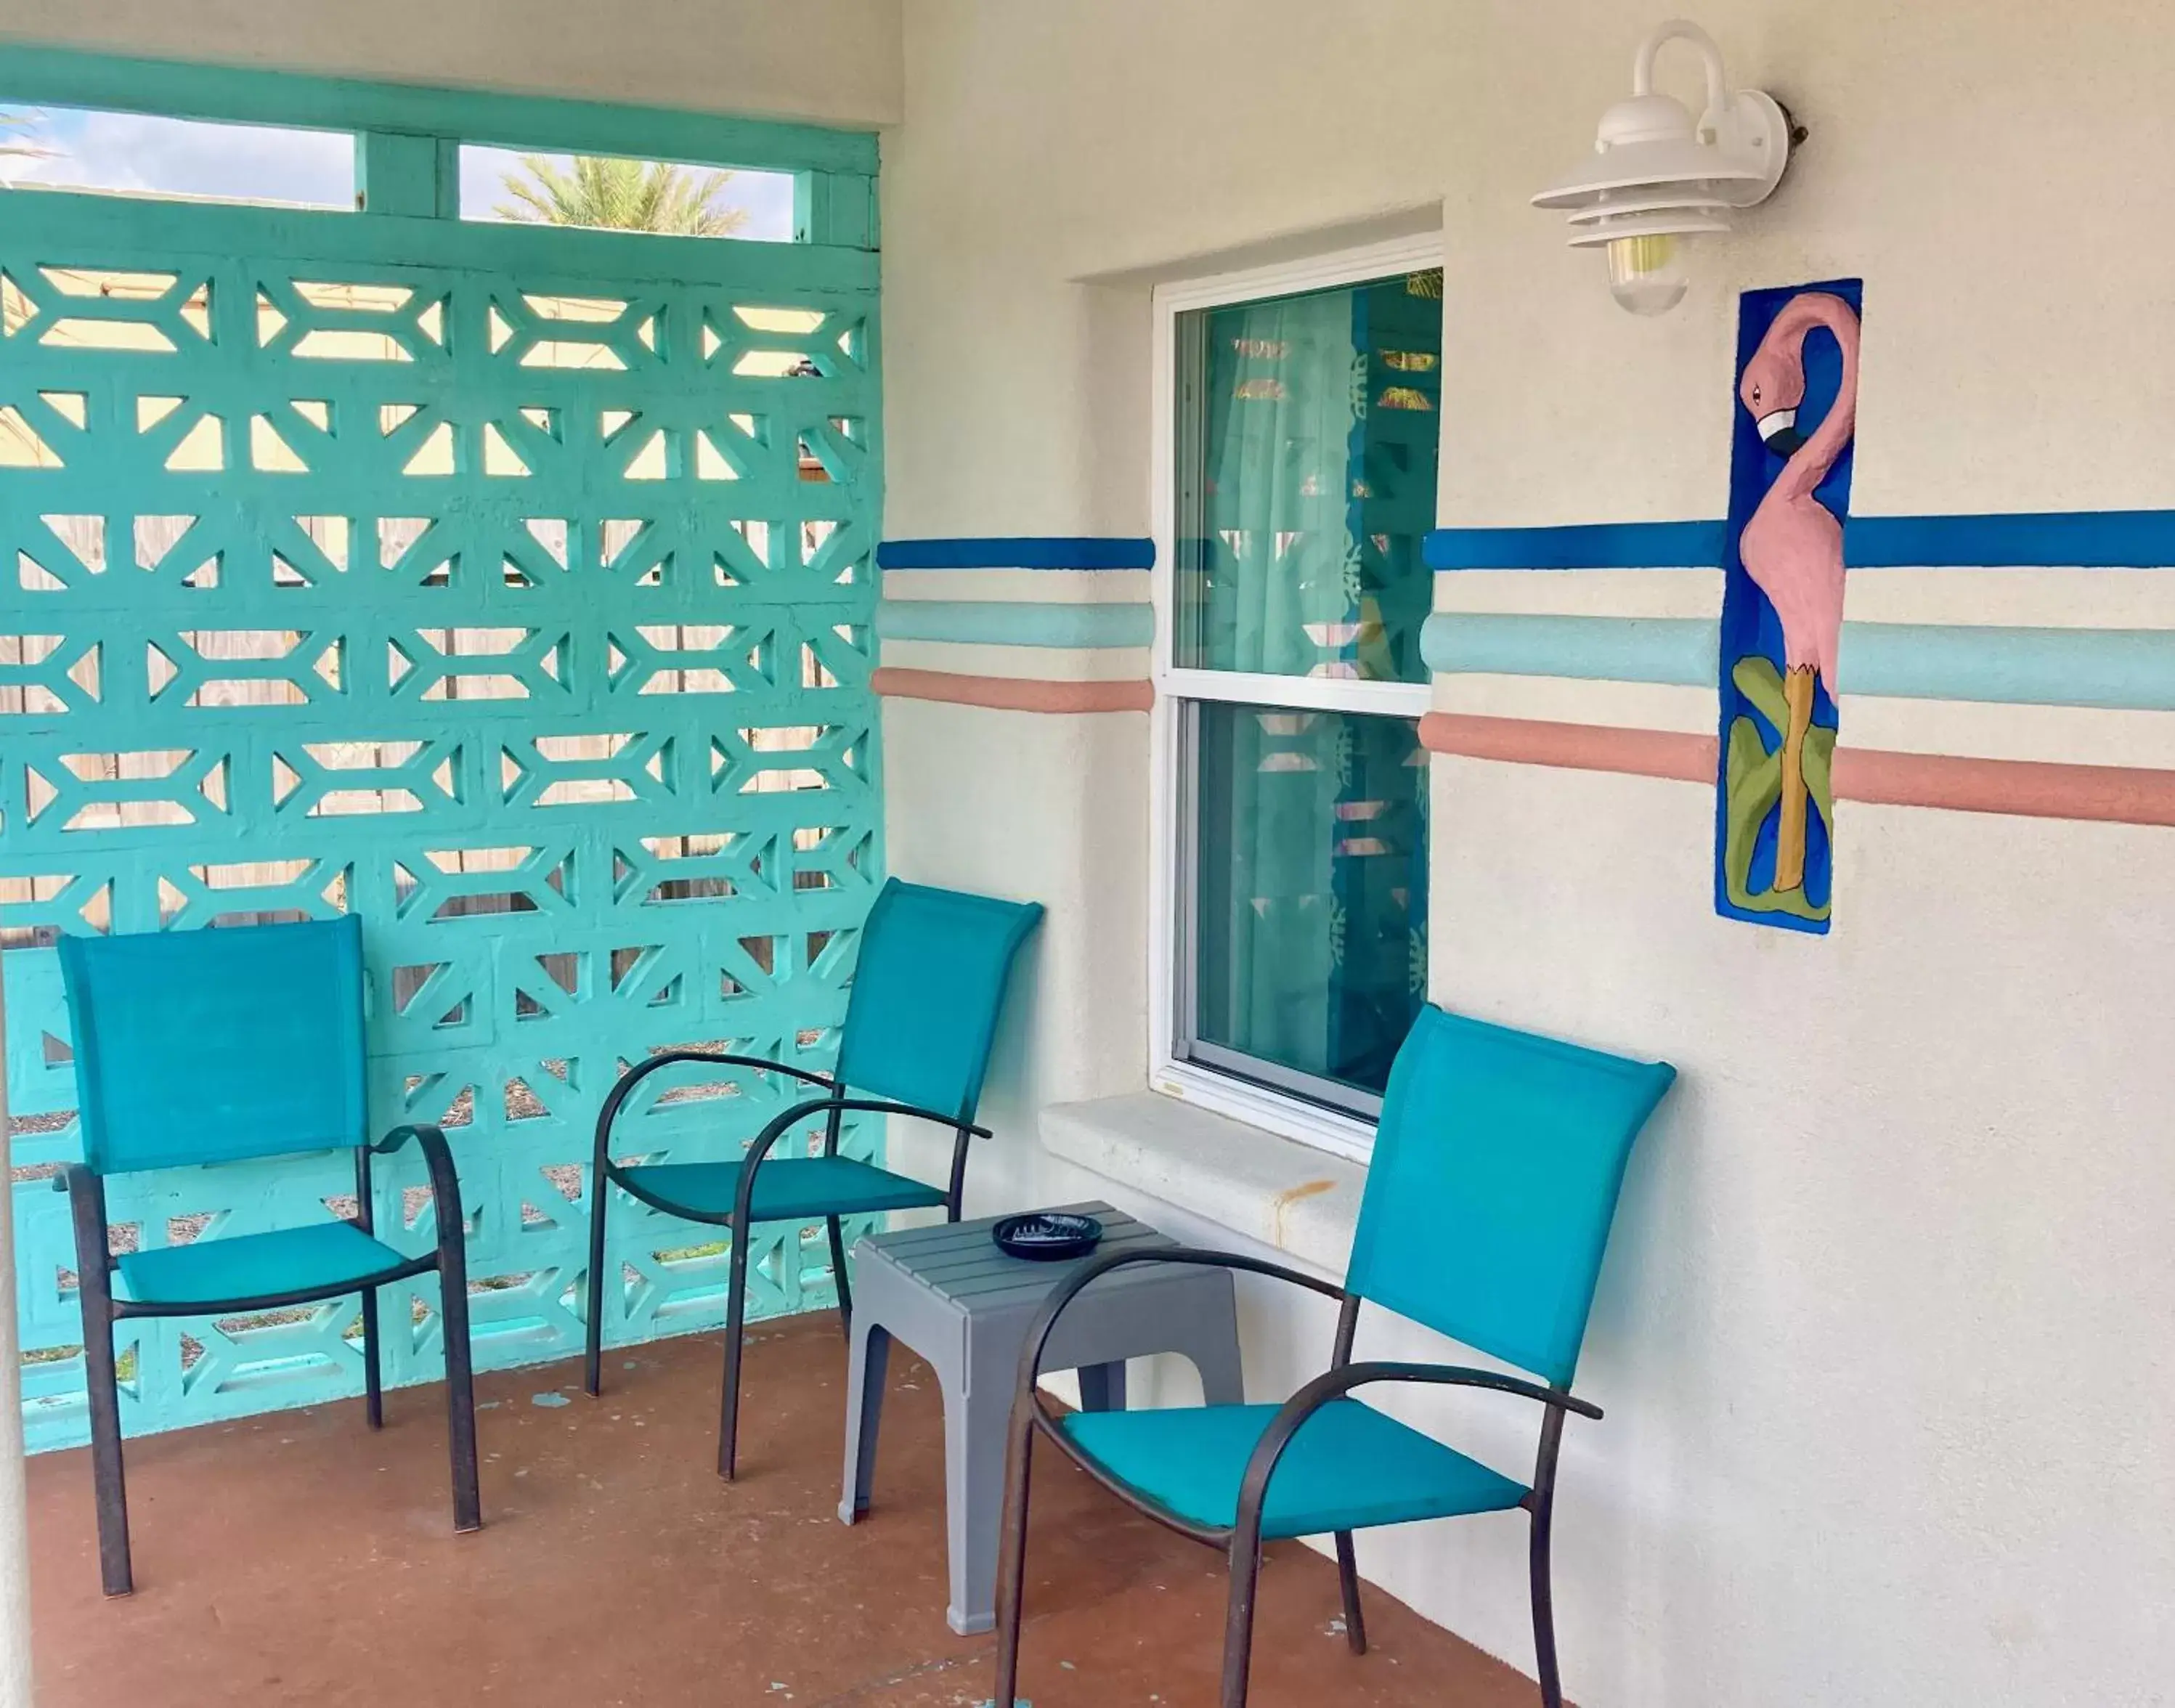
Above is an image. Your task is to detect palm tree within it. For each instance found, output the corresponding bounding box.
[1,109,52,169]
[495,155,748,236]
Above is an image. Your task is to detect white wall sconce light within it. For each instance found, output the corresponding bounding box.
[1532,19,1794,315]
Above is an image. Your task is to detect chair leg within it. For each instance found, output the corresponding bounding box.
[826,1214,853,1340]
[1335,1530,1367,1654]
[360,1285,383,1431]
[719,1217,750,1480]
[1219,1529,1264,1708]
[1531,1505,1562,1708]
[436,1269,482,1534]
[583,1163,610,1398]
[991,1402,1036,1708]
[81,1295,132,1598]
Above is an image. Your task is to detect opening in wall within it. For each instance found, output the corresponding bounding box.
[459,145,797,242]
[0,105,356,208]
[1150,236,1442,1155]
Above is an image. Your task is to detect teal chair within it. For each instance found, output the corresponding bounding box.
[584,877,1042,1477]
[56,916,480,1598]
[993,1004,1675,1708]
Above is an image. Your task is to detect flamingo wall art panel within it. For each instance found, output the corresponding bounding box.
[1717,278,1863,932]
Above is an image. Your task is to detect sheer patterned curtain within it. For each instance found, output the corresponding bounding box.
[1182,283,1429,1096]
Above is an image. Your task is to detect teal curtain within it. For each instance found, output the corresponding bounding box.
[1177,274,1439,1102]
[1195,705,1427,1097]
[1181,289,1363,675]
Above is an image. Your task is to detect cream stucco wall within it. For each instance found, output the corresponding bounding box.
[880,3,2175,1705]
[0,0,903,128]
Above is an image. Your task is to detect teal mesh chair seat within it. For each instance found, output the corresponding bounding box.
[583,877,1044,1479]
[114,1223,419,1311]
[993,1005,1678,1708]
[1061,1399,1527,1538]
[56,916,482,1598]
[615,1158,951,1224]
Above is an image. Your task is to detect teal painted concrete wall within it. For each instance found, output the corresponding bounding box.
[0,50,884,1449]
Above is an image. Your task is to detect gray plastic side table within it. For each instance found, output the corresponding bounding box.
[839,1200,1245,1634]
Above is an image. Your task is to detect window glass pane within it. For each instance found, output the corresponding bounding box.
[0,106,354,209]
[460,147,797,241]
[1174,270,1442,683]
[1190,702,1428,1106]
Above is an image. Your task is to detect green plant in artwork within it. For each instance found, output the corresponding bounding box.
[1723,654,1835,924]
[495,154,749,236]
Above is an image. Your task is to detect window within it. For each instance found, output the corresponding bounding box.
[459,146,797,242]
[1152,239,1441,1152]
[0,105,355,208]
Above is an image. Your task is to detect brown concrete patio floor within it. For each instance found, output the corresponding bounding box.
[27,1314,1542,1707]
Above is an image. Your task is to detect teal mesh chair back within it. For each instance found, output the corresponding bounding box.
[833,879,1044,1121]
[59,917,370,1176]
[1348,1005,1675,1387]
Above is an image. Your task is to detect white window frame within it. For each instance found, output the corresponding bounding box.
[1145,232,1442,1163]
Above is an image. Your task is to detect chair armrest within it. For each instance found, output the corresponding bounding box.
[729,1095,991,1226]
[806,1096,990,1139]
[1228,1361,1600,1549]
[1014,1245,1346,1404]
[370,1124,466,1252]
[593,1051,835,1163]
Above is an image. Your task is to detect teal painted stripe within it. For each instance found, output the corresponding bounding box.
[1420,611,2175,710]
[1420,614,1720,686]
[876,600,1154,649]
[0,42,877,174]
[1839,625,2175,708]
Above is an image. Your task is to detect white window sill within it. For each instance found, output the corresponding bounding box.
[1038,1091,1365,1280]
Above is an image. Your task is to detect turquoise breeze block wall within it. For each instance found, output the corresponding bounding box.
[0,134,883,1449]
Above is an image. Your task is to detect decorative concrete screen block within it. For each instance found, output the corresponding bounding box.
[0,184,882,1449]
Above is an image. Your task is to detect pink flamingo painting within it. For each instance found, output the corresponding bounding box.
[1736,290,1861,894]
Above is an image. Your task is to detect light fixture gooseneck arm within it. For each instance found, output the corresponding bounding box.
[1633,18,1729,112]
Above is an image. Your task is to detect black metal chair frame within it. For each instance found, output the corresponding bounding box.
[62,1122,481,1598]
[582,1051,988,1478]
[992,1247,1603,1708]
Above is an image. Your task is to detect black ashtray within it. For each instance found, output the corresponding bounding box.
[992,1211,1104,1262]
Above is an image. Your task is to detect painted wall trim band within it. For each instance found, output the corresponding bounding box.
[871,667,1154,714]
[875,598,1155,649]
[1426,509,2175,572]
[1420,712,2175,826]
[877,537,1157,571]
[1418,712,1717,782]
[1830,747,2175,826]
[1423,611,2175,708]
[1843,510,2175,569]
[1424,521,1727,571]
[1421,614,1722,686]
[1839,624,2175,709]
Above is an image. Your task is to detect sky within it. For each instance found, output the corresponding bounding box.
[1,105,354,205]
[0,106,795,239]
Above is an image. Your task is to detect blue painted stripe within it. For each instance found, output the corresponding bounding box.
[1839,625,2175,708]
[1420,614,1720,686]
[1844,511,2175,568]
[1423,521,1727,571]
[876,599,1155,649]
[877,537,1156,572]
[1426,511,2175,572]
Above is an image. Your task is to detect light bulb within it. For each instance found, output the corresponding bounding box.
[1605,232,1691,316]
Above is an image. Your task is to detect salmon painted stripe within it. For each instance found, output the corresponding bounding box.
[1419,712,2175,826]
[871,667,1153,714]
